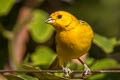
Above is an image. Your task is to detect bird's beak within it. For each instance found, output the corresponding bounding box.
[45,17,55,24]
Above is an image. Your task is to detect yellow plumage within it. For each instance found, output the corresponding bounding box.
[56,21,93,66]
[45,11,94,70]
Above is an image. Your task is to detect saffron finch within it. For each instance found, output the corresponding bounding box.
[45,11,94,77]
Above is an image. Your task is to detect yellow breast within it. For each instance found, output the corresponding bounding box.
[56,22,93,65]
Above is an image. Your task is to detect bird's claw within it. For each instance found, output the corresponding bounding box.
[62,67,72,77]
[82,64,91,76]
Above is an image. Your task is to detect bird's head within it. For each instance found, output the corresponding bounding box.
[45,11,79,31]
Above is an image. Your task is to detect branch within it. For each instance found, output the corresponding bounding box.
[0,70,120,73]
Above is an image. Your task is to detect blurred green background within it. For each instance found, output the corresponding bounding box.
[0,0,120,80]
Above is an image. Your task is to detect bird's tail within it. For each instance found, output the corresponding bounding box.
[49,56,61,70]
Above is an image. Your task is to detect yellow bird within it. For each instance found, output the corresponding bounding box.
[45,11,94,76]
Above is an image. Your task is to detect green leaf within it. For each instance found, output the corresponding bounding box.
[4,74,23,80]
[86,56,95,66]
[0,0,14,16]
[88,73,106,80]
[93,33,117,53]
[31,46,56,65]
[5,74,39,80]
[17,74,39,80]
[29,10,54,43]
[90,58,117,70]
[22,64,67,80]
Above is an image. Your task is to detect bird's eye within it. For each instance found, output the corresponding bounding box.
[57,15,62,19]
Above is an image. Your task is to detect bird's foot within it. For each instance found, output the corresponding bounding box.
[62,67,72,77]
[82,64,91,77]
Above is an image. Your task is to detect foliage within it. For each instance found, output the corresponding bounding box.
[4,65,67,80]
[29,10,54,43]
[31,46,56,66]
[0,0,14,16]
[93,33,119,53]
[0,0,120,80]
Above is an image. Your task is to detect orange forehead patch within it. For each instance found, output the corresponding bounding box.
[50,11,59,17]
[50,11,67,17]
